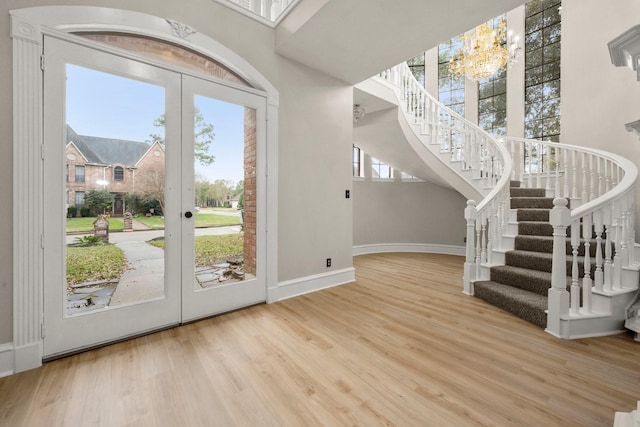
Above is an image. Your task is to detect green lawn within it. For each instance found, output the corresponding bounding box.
[66,217,124,233]
[135,213,241,229]
[148,233,243,267]
[66,244,126,285]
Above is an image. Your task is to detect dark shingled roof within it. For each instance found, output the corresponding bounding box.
[66,125,153,167]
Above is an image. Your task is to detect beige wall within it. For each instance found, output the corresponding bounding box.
[353,179,467,247]
[560,0,640,231]
[0,0,353,344]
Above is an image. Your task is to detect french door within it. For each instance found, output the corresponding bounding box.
[43,36,265,358]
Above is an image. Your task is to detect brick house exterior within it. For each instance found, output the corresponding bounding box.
[66,125,165,217]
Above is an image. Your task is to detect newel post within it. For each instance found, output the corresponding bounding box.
[546,198,571,338]
[463,200,477,295]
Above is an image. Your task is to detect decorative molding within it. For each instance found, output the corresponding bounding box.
[625,119,640,139]
[11,20,44,374]
[353,243,466,257]
[275,268,356,301]
[165,19,197,39]
[10,15,40,43]
[0,343,14,378]
[608,24,640,81]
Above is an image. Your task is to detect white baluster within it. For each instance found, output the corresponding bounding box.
[563,147,570,199]
[536,143,542,188]
[481,215,488,264]
[597,157,604,198]
[603,203,613,292]
[545,144,552,192]
[582,152,589,204]
[554,147,561,197]
[589,155,596,201]
[570,221,580,315]
[582,213,593,313]
[613,201,622,290]
[571,150,578,200]
[593,210,604,292]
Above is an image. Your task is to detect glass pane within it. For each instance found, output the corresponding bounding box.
[192,96,252,290]
[64,64,166,316]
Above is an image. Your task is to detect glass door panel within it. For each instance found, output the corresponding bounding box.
[43,37,181,358]
[181,76,266,322]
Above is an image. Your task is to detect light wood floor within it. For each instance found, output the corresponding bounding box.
[1,253,639,426]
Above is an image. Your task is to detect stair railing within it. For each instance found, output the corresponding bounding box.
[376,64,638,335]
[497,136,638,336]
[377,63,513,294]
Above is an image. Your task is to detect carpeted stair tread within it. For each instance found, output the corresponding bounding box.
[511,197,556,209]
[506,250,594,276]
[515,235,604,257]
[473,281,547,328]
[489,265,551,295]
[516,209,550,222]
[510,187,547,198]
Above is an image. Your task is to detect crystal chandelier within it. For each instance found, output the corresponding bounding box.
[449,19,521,81]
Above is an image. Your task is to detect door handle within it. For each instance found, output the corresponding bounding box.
[184,211,193,218]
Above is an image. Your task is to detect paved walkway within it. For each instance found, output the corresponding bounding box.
[109,241,165,307]
[66,225,242,311]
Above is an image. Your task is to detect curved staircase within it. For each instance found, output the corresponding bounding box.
[367,62,640,339]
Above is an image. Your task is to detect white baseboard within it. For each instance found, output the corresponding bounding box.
[275,267,355,301]
[13,341,42,374]
[0,343,14,378]
[353,243,465,257]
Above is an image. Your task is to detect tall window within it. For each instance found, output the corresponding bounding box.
[438,36,465,116]
[114,166,124,181]
[75,165,85,183]
[66,164,69,182]
[371,157,392,179]
[478,16,508,136]
[407,53,425,86]
[75,191,85,209]
[352,145,363,177]
[524,0,561,141]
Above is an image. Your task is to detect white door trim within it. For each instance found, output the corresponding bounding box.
[10,5,279,374]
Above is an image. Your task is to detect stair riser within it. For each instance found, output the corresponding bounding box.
[511,198,555,209]
[517,209,550,222]
[505,252,596,276]
[510,188,547,198]
[474,285,547,328]
[514,236,608,257]
[518,223,602,239]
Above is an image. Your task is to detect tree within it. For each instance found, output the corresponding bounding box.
[84,189,114,216]
[148,108,215,166]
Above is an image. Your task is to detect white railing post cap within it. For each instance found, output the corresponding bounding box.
[550,197,570,227]
[465,200,477,220]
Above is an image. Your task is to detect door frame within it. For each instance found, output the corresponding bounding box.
[10,6,279,373]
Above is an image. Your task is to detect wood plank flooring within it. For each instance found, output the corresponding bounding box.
[1,253,639,426]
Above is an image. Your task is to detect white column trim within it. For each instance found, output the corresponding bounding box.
[10,6,279,373]
[11,13,44,374]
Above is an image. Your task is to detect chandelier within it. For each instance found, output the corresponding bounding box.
[449,19,521,81]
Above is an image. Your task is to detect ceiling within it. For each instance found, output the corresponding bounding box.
[275,0,528,84]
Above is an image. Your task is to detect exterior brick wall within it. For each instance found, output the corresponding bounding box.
[80,34,250,87]
[243,107,257,276]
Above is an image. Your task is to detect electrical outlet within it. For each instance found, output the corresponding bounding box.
[345,190,350,199]
[326,258,331,267]
[464,237,467,243]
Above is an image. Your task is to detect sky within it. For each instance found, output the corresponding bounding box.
[66,64,245,184]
